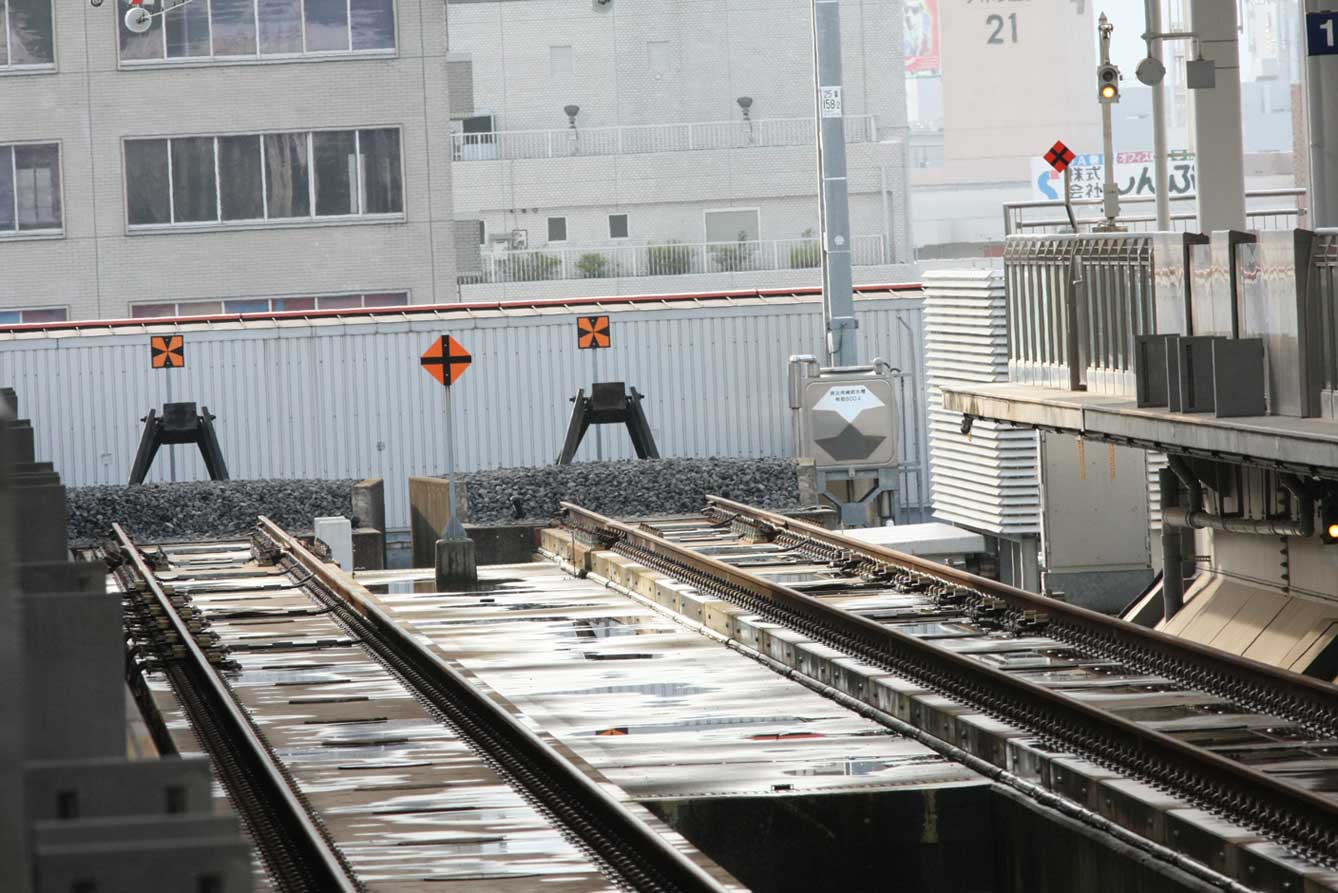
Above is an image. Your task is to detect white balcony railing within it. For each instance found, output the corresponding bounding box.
[452,115,879,162]
[461,235,887,285]
[1002,188,1308,235]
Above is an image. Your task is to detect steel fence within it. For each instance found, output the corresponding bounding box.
[1004,233,1158,396]
[474,235,886,284]
[452,115,878,162]
[1002,189,1307,236]
[1315,231,1338,417]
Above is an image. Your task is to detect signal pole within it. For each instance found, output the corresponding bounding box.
[811,0,858,366]
[1096,14,1124,231]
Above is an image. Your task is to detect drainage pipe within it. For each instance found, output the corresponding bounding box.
[1159,467,1184,621]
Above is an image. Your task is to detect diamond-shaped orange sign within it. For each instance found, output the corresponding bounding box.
[420,335,471,387]
[1043,140,1077,173]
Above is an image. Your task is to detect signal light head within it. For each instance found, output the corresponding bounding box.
[1323,497,1338,544]
[1097,64,1121,103]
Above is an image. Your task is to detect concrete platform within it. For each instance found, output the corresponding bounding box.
[941,382,1338,474]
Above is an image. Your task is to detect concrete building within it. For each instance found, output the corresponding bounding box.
[445,0,915,299]
[0,0,455,321]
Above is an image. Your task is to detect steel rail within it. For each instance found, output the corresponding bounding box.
[559,502,1338,867]
[703,495,1338,740]
[109,524,361,893]
[253,516,731,893]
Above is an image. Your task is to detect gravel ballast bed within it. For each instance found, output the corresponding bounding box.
[67,479,357,545]
[460,457,803,524]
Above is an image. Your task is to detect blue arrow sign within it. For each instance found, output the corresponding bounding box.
[1307,12,1338,56]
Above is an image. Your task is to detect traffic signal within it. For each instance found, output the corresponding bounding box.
[1097,63,1121,103]
[1322,497,1338,544]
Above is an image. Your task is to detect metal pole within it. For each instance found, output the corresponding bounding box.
[443,384,467,541]
[1063,166,1078,232]
[1098,15,1122,229]
[1159,467,1185,620]
[1189,0,1246,230]
[879,163,892,264]
[166,367,177,483]
[592,346,603,461]
[1305,0,1338,227]
[1144,0,1171,229]
[812,0,858,366]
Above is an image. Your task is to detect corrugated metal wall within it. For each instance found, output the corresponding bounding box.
[3,295,927,530]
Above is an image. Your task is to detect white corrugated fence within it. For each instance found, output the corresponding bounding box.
[3,292,928,531]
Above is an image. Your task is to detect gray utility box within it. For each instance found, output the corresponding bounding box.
[788,355,900,526]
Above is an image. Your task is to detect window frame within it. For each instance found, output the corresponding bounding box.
[0,305,70,323]
[607,213,629,240]
[546,215,567,244]
[0,139,65,239]
[0,0,58,74]
[549,44,572,76]
[115,0,398,68]
[703,206,761,244]
[129,291,410,317]
[121,126,406,234]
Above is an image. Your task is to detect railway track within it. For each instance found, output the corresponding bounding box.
[559,497,1338,876]
[109,519,732,893]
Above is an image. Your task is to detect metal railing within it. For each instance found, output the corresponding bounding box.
[1316,231,1338,416]
[1005,233,1159,396]
[467,234,887,284]
[452,115,879,162]
[1002,188,1307,236]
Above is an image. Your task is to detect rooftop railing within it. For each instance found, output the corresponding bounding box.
[1002,188,1307,236]
[452,115,879,162]
[460,234,887,285]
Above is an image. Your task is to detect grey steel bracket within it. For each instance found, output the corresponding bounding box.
[129,402,230,484]
[557,382,660,465]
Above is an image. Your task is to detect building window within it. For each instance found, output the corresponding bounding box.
[130,292,408,317]
[124,129,403,229]
[56,790,79,818]
[704,208,759,243]
[549,45,572,76]
[0,306,68,323]
[117,0,394,63]
[647,40,670,76]
[0,143,62,235]
[608,213,628,239]
[546,216,567,243]
[1,0,55,69]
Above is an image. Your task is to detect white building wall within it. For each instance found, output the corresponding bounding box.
[0,0,455,320]
[449,0,905,130]
[448,0,913,292]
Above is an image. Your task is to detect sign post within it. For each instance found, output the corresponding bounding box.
[577,316,611,459]
[150,334,185,480]
[420,335,475,586]
[1305,5,1338,227]
[1043,140,1078,232]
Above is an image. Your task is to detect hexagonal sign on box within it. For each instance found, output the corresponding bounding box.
[793,367,899,470]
